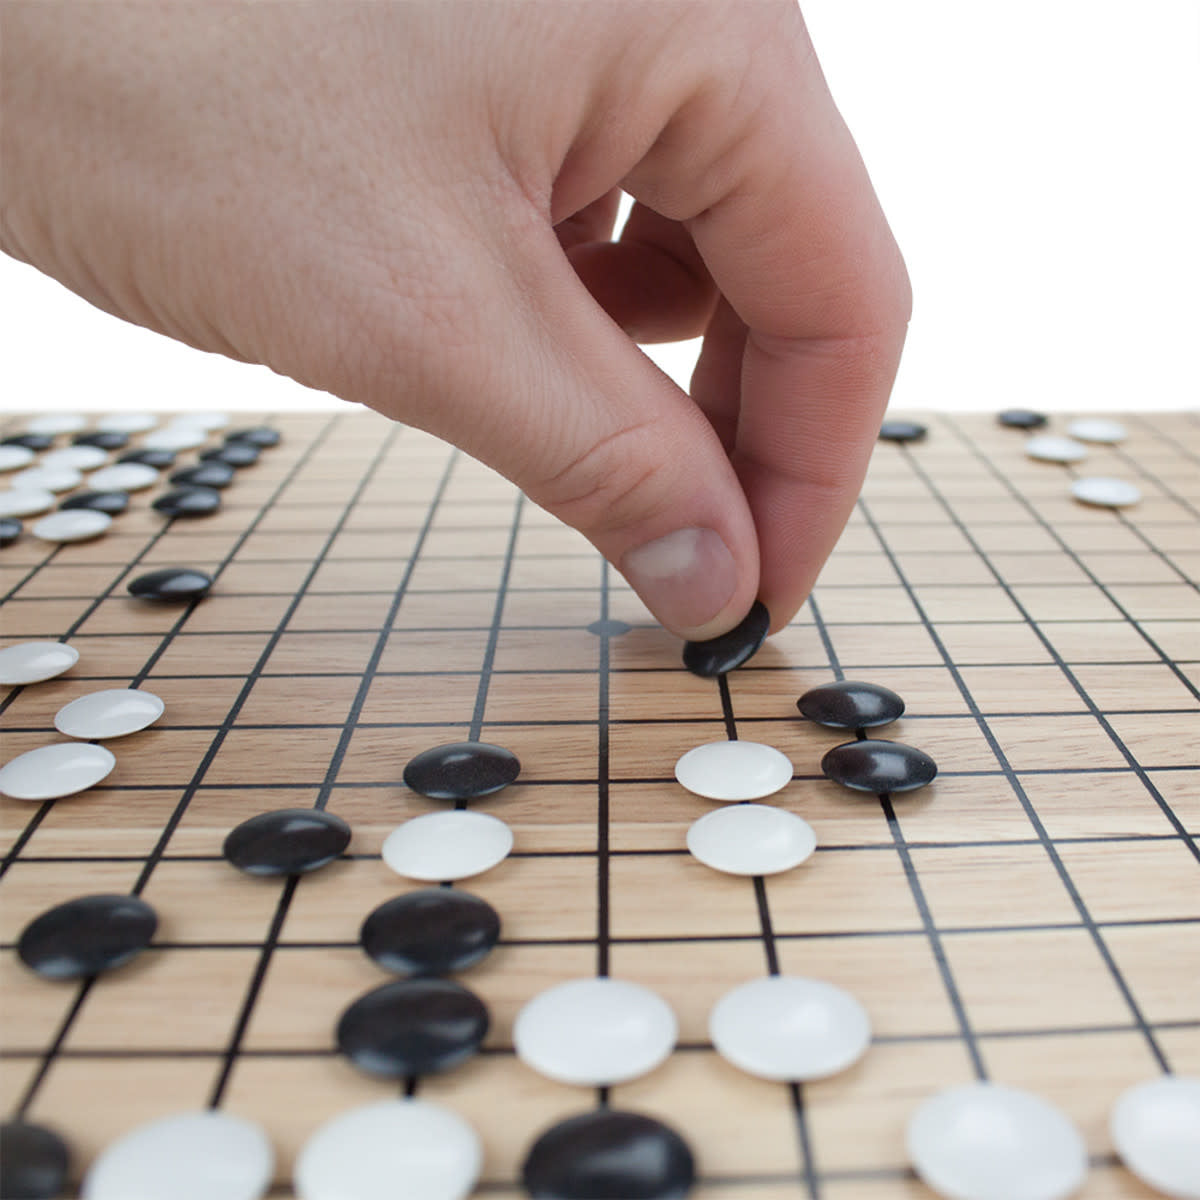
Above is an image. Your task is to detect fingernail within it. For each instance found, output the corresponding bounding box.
[621,527,738,636]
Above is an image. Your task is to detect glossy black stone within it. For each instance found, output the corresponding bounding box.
[878,419,927,443]
[682,600,770,678]
[170,461,236,489]
[821,739,938,794]
[587,618,632,638]
[17,894,157,980]
[127,566,213,602]
[73,430,129,451]
[2,434,54,451]
[336,978,489,1078]
[223,808,351,876]
[997,408,1048,429]
[522,1110,696,1200]
[224,425,281,448]
[0,517,21,547]
[797,680,905,730]
[200,441,260,467]
[59,489,130,516]
[0,1121,71,1200]
[403,741,521,801]
[152,485,221,518]
[118,447,177,469]
[361,889,501,977]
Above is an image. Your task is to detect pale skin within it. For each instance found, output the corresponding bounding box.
[1,1,911,640]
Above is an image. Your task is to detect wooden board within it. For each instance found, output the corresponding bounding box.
[1,409,1197,1198]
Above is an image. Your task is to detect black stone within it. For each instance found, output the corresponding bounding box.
[403,741,521,801]
[336,978,489,1078]
[170,461,236,489]
[224,425,281,448]
[118,447,177,469]
[59,489,130,516]
[361,889,500,977]
[200,441,260,467]
[0,1121,71,1200]
[797,680,905,730]
[821,739,937,794]
[0,517,21,547]
[682,600,770,678]
[1,434,54,452]
[586,618,632,638]
[522,1110,696,1200]
[878,419,927,443]
[997,408,1048,429]
[17,894,158,980]
[223,808,351,876]
[73,430,129,451]
[127,566,213,602]
[152,486,221,518]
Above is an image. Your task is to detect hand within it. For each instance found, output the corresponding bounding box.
[1,1,910,638]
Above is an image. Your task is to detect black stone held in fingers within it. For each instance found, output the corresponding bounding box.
[878,419,928,443]
[118,447,177,469]
[58,490,130,516]
[336,978,490,1078]
[224,425,282,448]
[360,889,501,977]
[0,517,22,547]
[170,461,236,489]
[151,485,222,518]
[72,430,130,451]
[403,741,521,801]
[0,1120,72,1200]
[200,441,260,467]
[681,600,770,677]
[522,1109,696,1200]
[127,567,214,602]
[821,738,938,794]
[17,894,158,980]
[223,808,352,876]
[797,680,905,730]
[997,408,1048,429]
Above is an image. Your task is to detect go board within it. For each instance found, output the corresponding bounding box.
[1,408,1197,1198]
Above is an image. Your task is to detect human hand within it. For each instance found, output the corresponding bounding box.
[1,1,910,639]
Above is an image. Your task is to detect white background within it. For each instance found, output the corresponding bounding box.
[2,0,1196,415]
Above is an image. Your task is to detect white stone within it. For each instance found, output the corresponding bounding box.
[0,445,36,472]
[167,411,231,432]
[294,1099,480,1200]
[10,465,83,492]
[0,488,56,518]
[55,689,165,739]
[141,426,208,451]
[1111,1076,1200,1200]
[381,810,513,881]
[1071,476,1142,508]
[907,1082,1088,1200]
[514,978,677,1086]
[31,510,113,544]
[709,975,871,1082]
[0,640,80,685]
[25,413,87,436]
[0,742,116,801]
[687,804,817,876]
[674,740,794,802]
[41,445,109,471]
[1067,417,1127,444]
[96,412,159,434]
[88,463,160,492]
[1025,435,1089,464]
[82,1110,273,1200]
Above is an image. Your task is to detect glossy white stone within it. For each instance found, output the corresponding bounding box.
[1025,435,1089,464]
[294,1099,481,1200]
[1111,1076,1200,1199]
[0,640,80,685]
[1071,476,1142,508]
[10,465,83,492]
[514,978,677,1086]
[687,804,817,876]
[96,412,159,434]
[82,1110,273,1200]
[88,463,160,492]
[0,445,36,472]
[167,411,231,432]
[26,413,87,436]
[55,689,165,739]
[674,740,794,802]
[0,742,116,800]
[709,976,870,1082]
[1067,417,1127,444]
[0,488,56,518]
[141,426,209,451]
[31,510,113,544]
[381,810,513,881]
[41,445,109,471]
[907,1082,1088,1200]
